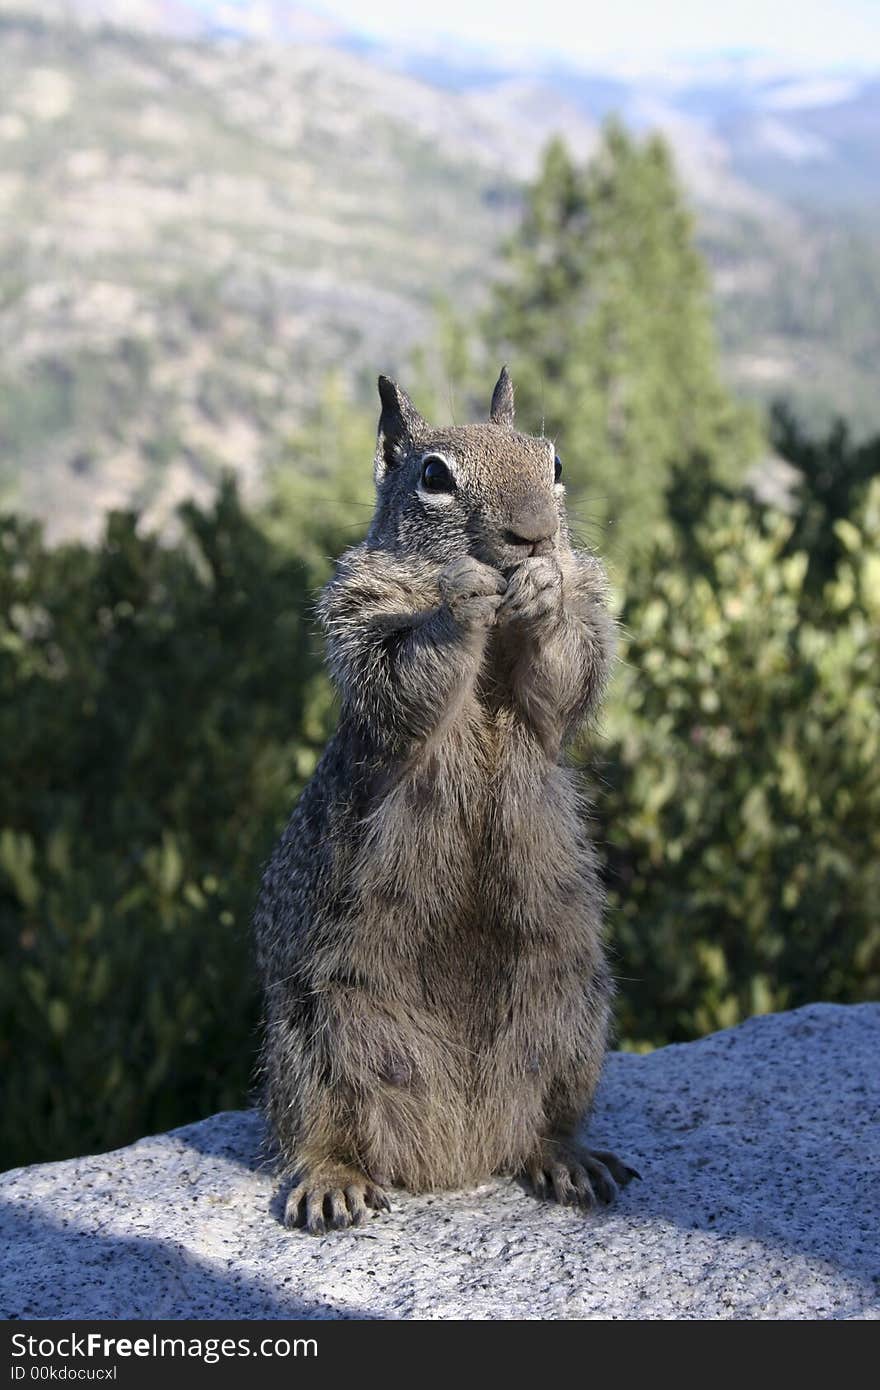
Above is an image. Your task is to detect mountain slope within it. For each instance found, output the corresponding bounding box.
[1,4,878,538]
[0,12,528,533]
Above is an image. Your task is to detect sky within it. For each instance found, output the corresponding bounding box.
[308,0,880,71]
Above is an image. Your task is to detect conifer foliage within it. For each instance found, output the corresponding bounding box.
[488,123,758,559]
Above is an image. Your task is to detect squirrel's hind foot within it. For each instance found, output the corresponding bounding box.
[523,1139,640,1211]
[283,1164,391,1235]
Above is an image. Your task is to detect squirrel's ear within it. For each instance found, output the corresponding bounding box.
[375,375,426,479]
[489,366,515,427]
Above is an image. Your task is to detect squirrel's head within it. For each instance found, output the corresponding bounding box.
[368,368,569,571]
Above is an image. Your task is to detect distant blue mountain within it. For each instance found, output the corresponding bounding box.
[313,15,880,215]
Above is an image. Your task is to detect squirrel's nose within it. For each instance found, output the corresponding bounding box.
[504,502,558,555]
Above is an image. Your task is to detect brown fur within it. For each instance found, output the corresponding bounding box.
[253,368,637,1233]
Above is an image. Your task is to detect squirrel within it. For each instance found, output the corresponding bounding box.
[253,367,637,1234]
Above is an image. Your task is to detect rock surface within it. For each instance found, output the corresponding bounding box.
[2,1003,878,1320]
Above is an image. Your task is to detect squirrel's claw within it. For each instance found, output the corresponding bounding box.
[524,1140,639,1212]
[284,1168,391,1235]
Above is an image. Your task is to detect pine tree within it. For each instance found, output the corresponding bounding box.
[487,121,759,564]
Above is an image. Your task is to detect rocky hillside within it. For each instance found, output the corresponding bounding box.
[1,2,878,538]
[0,8,525,534]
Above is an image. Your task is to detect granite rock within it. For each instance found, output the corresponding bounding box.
[2,1003,878,1320]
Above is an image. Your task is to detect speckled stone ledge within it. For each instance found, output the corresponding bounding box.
[2,1003,878,1320]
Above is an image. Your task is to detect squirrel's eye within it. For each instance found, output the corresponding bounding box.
[554,455,563,483]
[420,456,455,492]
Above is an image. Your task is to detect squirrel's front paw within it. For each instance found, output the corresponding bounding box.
[498,556,562,625]
[439,556,507,628]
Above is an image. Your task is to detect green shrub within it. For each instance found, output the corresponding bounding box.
[601,479,880,1048]
[0,481,327,1168]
